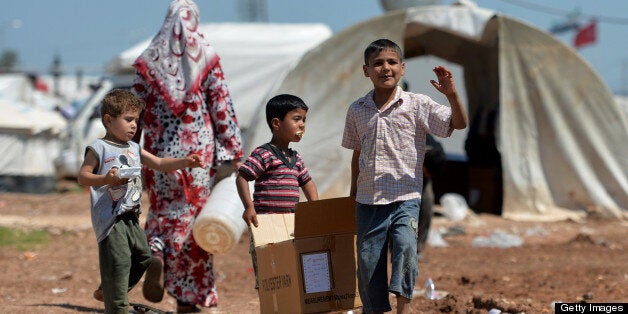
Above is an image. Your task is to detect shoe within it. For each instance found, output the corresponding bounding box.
[142,256,165,303]
[93,286,104,302]
[176,301,202,313]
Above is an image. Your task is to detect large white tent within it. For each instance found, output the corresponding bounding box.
[245,2,628,221]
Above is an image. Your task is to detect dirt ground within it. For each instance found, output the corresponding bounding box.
[0,183,626,314]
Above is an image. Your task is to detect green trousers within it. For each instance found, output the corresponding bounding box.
[98,212,152,314]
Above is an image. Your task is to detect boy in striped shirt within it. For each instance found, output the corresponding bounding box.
[236,94,319,287]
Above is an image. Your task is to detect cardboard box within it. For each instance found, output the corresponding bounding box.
[251,196,361,313]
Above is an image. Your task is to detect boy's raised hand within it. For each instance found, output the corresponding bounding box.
[430,66,457,96]
[186,154,206,168]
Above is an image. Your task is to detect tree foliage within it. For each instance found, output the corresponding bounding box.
[0,49,19,72]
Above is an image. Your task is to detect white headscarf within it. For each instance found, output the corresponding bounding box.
[133,0,219,116]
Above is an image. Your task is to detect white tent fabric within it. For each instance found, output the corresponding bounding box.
[617,96,628,117]
[106,23,332,133]
[498,16,628,220]
[0,99,65,177]
[0,75,67,178]
[246,3,628,220]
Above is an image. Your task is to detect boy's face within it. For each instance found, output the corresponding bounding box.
[363,48,405,90]
[104,109,140,143]
[272,108,307,143]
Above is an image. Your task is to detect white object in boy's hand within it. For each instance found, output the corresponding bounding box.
[116,167,142,178]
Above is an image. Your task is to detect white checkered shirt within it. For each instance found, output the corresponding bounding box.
[342,86,453,205]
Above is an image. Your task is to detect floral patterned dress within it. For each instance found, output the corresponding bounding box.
[133,63,243,307]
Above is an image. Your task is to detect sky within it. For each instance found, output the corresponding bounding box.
[2,0,627,94]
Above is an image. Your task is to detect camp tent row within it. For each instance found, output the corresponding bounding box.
[246,2,627,221]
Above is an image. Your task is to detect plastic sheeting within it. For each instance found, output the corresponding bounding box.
[247,3,627,220]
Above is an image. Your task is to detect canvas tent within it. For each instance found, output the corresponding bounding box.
[617,96,628,117]
[245,2,628,221]
[0,74,67,193]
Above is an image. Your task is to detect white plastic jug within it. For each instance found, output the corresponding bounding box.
[192,175,252,254]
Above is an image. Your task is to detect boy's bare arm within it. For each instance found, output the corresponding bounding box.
[236,174,258,227]
[140,149,206,172]
[77,150,127,187]
[430,66,468,130]
[447,92,467,130]
[301,181,319,201]
[350,150,360,197]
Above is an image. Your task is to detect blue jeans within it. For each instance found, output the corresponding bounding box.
[356,198,420,313]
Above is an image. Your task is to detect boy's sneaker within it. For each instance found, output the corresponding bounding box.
[93,286,104,302]
[142,256,165,303]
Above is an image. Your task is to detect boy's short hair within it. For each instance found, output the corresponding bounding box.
[364,39,404,65]
[100,89,145,124]
[265,94,308,130]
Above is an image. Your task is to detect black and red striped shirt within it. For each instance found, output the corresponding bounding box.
[238,143,312,213]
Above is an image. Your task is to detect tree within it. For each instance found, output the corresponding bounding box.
[0,49,18,72]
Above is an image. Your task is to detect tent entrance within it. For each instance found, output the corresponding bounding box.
[404,21,503,214]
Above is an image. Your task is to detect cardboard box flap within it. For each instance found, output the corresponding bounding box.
[250,213,295,247]
[294,197,356,238]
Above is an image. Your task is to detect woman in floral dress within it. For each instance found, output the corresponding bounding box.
[132,0,243,312]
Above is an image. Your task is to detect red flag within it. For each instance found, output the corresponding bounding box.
[574,20,597,49]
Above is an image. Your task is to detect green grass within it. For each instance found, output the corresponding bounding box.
[0,226,49,250]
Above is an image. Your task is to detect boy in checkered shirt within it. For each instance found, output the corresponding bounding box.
[341,39,468,313]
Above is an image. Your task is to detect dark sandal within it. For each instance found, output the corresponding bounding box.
[176,300,202,313]
[142,256,165,302]
[93,286,104,302]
